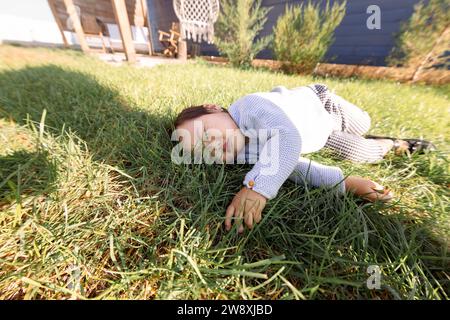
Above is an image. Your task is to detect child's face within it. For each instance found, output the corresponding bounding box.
[176,112,246,162]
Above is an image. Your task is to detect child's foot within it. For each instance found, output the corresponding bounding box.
[366,135,437,155]
[345,176,394,203]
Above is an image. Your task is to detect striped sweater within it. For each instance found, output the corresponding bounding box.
[228,85,346,200]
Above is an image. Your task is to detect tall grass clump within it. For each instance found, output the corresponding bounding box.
[273,0,346,74]
[214,0,272,68]
[387,0,450,68]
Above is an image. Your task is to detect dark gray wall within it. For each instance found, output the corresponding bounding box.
[147,0,178,53]
[147,0,422,66]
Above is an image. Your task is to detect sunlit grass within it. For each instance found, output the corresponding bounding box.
[0,45,448,299]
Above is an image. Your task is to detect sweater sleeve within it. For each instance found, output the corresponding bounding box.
[230,95,302,200]
[288,157,346,194]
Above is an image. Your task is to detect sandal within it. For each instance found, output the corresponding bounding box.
[365,135,436,154]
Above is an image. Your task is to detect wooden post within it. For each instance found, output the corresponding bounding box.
[111,0,136,63]
[63,0,90,53]
[178,38,187,61]
[140,0,153,55]
[47,0,69,47]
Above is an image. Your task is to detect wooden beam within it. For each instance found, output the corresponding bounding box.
[178,38,187,61]
[63,0,90,53]
[47,0,69,47]
[139,0,153,55]
[111,0,136,63]
[133,0,144,26]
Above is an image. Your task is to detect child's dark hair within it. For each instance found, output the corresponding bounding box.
[174,104,228,128]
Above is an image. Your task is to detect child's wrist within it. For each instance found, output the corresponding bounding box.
[246,186,268,200]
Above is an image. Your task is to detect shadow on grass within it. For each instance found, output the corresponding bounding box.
[0,150,57,205]
[0,65,174,194]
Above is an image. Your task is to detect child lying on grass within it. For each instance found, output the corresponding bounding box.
[172,84,435,233]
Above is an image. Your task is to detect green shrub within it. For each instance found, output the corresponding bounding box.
[387,0,450,67]
[273,1,346,74]
[214,0,272,68]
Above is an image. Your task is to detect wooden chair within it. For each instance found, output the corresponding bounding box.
[81,15,114,54]
[158,22,180,57]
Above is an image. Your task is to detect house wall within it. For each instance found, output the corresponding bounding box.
[146,0,178,52]
[146,0,423,66]
[0,0,150,52]
[0,0,66,45]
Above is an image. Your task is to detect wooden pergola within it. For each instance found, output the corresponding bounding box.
[48,0,153,63]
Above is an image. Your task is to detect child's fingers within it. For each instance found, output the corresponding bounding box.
[364,188,394,202]
[252,201,263,224]
[254,209,262,224]
[378,189,394,201]
[235,203,244,233]
[225,205,235,231]
[243,198,262,230]
[245,209,254,229]
[370,181,384,192]
[363,180,393,202]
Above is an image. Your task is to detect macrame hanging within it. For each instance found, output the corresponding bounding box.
[173,0,220,44]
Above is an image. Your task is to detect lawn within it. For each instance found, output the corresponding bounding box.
[0,45,448,299]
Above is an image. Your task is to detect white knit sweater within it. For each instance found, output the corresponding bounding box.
[228,85,346,200]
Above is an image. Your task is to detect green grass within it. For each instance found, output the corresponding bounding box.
[0,45,448,299]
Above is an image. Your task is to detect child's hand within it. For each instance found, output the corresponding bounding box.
[225,187,267,233]
[345,176,394,202]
